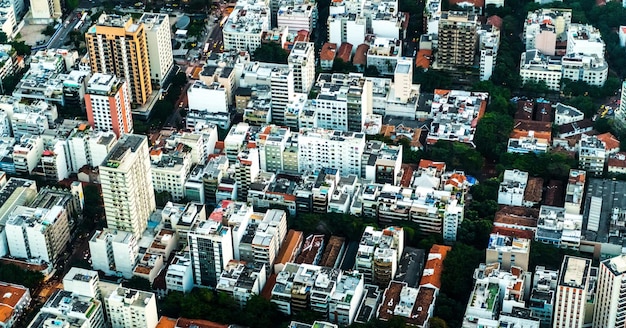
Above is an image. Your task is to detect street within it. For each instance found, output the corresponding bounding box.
[47,15,81,50]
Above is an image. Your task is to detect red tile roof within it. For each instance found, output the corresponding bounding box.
[320,43,337,61]
[337,42,353,62]
[596,132,620,151]
[353,43,369,65]
[415,49,432,69]
[419,244,451,289]
[491,226,535,240]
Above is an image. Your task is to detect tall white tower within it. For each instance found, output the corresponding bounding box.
[593,254,626,328]
[99,134,156,238]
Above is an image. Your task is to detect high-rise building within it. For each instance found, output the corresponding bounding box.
[553,256,591,328]
[34,290,106,328]
[288,42,316,94]
[85,73,133,138]
[437,11,478,68]
[593,254,626,328]
[298,128,366,176]
[222,0,270,53]
[104,287,158,328]
[100,134,156,238]
[63,267,101,299]
[29,0,61,22]
[85,13,152,105]
[234,148,259,201]
[137,13,173,87]
[188,220,234,287]
[89,229,139,278]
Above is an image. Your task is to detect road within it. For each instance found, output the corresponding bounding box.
[164,82,190,128]
[48,15,80,50]
[206,21,224,53]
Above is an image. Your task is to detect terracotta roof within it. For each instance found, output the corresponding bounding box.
[400,164,414,187]
[275,230,303,265]
[319,236,345,268]
[487,15,503,29]
[337,42,353,62]
[514,101,534,120]
[608,152,626,168]
[294,30,310,42]
[449,0,484,7]
[353,43,369,65]
[261,273,277,300]
[596,132,620,151]
[544,180,564,207]
[419,244,451,289]
[296,234,325,264]
[494,206,539,227]
[378,282,436,326]
[156,317,177,328]
[0,283,27,324]
[524,177,544,203]
[491,226,535,240]
[534,103,553,122]
[176,318,229,328]
[418,159,446,172]
[320,42,337,61]
[415,49,432,69]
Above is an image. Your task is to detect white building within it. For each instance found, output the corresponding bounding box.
[239,62,294,126]
[312,73,372,132]
[288,42,316,94]
[593,254,626,328]
[216,260,267,308]
[554,256,591,328]
[63,267,101,299]
[186,80,230,129]
[354,226,404,285]
[327,14,366,50]
[566,24,605,58]
[578,134,606,176]
[427,90,488,147]
[28,0,60,22]
[35,290,105,328]
[5,205,70,263]
[478,25,499,81]
[523,8,571,55]
[554,103,584,126]
[329,271,364,325]
[298,128,366,176]
[497,170,529,207]
[188,220,234,287]
[277,4,316,32]
[104,287,158,328]
[138,13,173,87]
[165,253,194,293]
[0,1,16,40]
[100,134,156,238]
[222,0,270,53]
[89,229,139,278]
[12,134,43,175]
[66,126,117,172]
[561,53,608,87]
[519,50,563,91]
[150,149,192,201]
[366,38,402,75]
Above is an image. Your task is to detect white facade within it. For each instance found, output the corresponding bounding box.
[561,53,608,87]
[277,4,316,32]
[12,134,43,175]
[63,267,101,299]
[478,26,499,81]
[553,256,591,328]
[222,0,270,52]
[89,229,139,279]
[519,50,563,91]
[0,1,16,40]
[165,253,194,293]
[298,128,366,176]
[150,151,192,201]
[593,254,626,328]
[327,14,366,49]
[29,0,60,21]
[5,205,70,263]
[188,220,234,287]
[497,170,529,206]
[37,290,105,328]
[100,134,156,238]
[187,80,228,114]
[579,134,606,176]
[554,103,584,126]
[138,13,173,86]
[288,42,316,94]
[105,287,158,328]
[66,127,117,172]
[566,24,605,57]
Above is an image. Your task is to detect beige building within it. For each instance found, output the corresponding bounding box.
[85,13,152,105]
[485,233,531,271]
[437,11,478,68]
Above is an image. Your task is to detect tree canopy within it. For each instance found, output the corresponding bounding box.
[253,43,289,64]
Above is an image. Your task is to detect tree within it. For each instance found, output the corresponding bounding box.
[9,41,30,56]
[594,118,611,134]
[429,317,448,328]
[241,295,287,328]
[474,112,514,160]
[0,32,7,43]
[364,65,380,77]
[155,190,173,207]
[427,141,484,177]
[332,58,357,73]
[253,43,289,64]
[43,24,56,36]
[66,0,79,9]
[122,276,152,292]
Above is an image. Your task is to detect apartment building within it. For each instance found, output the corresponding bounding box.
[85,13,152,105]
[29,0,61,22]
[312,73,372,132]
[566,24,605,57]
[564,169,585,216]
[478,25,500,81]
[298,128,366,176]
[240,62,294,126]
[437,11,478,68]
[150,149,192,201]
[427,90,488,147]
[377,281,436,327]
[12,134,43,175]
[89,229,139,278]
[578,134,606,176]
[529,266,558,327]
[5,205,70,263]
[536,205,582,249]
[63,267,101,299]
[561,53,608,87]
[0,0,16,38]
[100,134,156,238]
[188,220,234,287]
[137,13,173,87]
[277,4,316,32]
[186,80,230,130]
[593,254,626,328]
[0,282,30,328]
[485,233,531,271]
[553,256,591,328]
[327,14,366,51]
[165,253,194,293]
[104,287,158,328]
[35,290,105,328]
[288,42,315,94]
[65,125,117,172]
[354,226,404,286]
[184,156,229,204]
[523,8,572,55]
[257,125,291,173]
[519,50,563,91]
[85,73,133,138]
[365,37,402,75]
[498,169,529,206]
[216,260,267,308]
[222,0,270,53]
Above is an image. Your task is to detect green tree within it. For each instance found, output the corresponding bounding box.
[66,0,79,9]
[155,191,173,207]
[429,317,448,328]
[427,141,484,177]
[474,112,514,160]
[43,23,56,36]
[364,65,381,77]
[594,118,612,134]
[332,58,357,73]
[9,41,30,55]
[0,32,6,43]
[253,43,289,64]
[241,295,287,328]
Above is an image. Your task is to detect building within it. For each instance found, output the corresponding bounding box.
[529,266,558,328]
[188,220,234,287]
[85,73,133,138]
[63,267,101,299]
[66,125,117,173]
[85,13,152,105]
[12,135,43,175]
[0,282,30,328]
[0,2,16,40]
[29,0,61,22]
[519,50,563,91]
[354,226,404,286]
[564,169,585,216]
[35,290,105,328]
[365,38,402,75]
[150,150,192,201]
[216,260,267,308]
[277,4,316,33]
[437,11,478,69]
[523,8,572,55]
[478,25,500,81]
[165,253,194,293]
[320,43,337,70]
[553,256,591,328]
[5,205,70,263]
[561,53,608,87]
[377,281,436,327]
[104,287,158,328]
[138,13,173,87]
[497,169,529,207]
[485,233,531,271]
[536,205,582,249]
[578,134,606,176]
[566,24,605,57]
[327,14,367,52]
[89,229,139,278]
[100,134,156,238]
[222,0,270,53]
[288,42,315,94]
[186,80,230,129]
[617,80,626,129]
[298,128,366,176]
[427,90,487,147]
[593,254,626,328]
[554,103,584,126]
